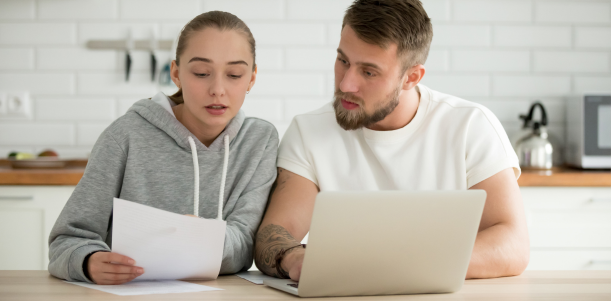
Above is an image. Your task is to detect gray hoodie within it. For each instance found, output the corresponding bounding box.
[48,92,278,283]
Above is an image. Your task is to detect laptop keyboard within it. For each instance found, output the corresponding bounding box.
[287,283,299,288]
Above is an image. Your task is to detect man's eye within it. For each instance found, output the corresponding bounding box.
[338,58,348,65]
[229,75,243,79]
[364,71,374,77]
[194,73,209,77]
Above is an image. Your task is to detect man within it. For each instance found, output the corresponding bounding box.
[255,0,529,281]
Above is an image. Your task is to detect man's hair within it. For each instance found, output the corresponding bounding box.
[342,0,433,74]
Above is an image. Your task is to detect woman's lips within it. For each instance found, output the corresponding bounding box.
[341,99,359,110]
[205,105,227,115]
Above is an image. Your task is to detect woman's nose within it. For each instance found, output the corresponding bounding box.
[209,76,226,97]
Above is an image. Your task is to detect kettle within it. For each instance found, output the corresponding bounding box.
[514,102,553,169]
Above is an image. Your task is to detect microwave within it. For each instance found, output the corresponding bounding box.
[565,95,611,169]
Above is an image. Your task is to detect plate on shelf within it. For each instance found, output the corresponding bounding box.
[8,158,69,169]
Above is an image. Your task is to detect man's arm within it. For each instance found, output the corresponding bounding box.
[254,168,318,279]
[467,167,530,279]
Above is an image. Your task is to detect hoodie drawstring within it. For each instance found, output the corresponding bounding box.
[219,135,229,220]
[187,135,229,220]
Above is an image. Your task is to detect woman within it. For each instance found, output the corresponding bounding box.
[48,11,278,285]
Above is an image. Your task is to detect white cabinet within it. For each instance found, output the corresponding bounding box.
[0,186,74,270]
[522,187,611,270]
[1,186,609,271]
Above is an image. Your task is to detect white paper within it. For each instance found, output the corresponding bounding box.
[65,280,222,296]
[112,198,226,281]
[236,271,277,285]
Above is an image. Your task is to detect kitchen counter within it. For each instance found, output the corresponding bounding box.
[0,160,609,186]
[1,270,609,300]
[0,159,86,185]
[517,167,611,187]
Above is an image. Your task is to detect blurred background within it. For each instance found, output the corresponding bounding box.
[0,0,609,272]
[0,0,610,157]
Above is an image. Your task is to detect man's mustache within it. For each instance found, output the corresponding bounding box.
[334,90,364,106]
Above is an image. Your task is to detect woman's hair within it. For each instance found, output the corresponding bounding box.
[169,11,256,104]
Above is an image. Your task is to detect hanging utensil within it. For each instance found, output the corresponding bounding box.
[159,34,179,86]
[125,30,134,82]
[149,28,158,82]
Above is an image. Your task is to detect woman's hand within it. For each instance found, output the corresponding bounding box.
[86,252,144,285]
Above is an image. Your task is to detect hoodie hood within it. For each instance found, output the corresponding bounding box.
[128,92,245,152]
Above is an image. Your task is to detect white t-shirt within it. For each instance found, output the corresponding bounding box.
[277,84,520,191]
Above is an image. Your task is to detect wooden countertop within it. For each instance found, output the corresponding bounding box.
[0,159,609,186]
[0,270,609,300]
[0,159,86,185]
[517,167,611,187]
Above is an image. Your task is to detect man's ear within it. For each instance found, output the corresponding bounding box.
[170,60,181,89]
[402,64,425,91]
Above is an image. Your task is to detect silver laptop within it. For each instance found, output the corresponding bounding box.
[264,190,486,298]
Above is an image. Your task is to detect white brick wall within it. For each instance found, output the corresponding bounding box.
[76,123,111,146]
[0,23,76,45]
[536,1,611,24]
[453,0,532,22]
[575,27,611,48]
[38,0,118,20]
[493,76,571,97]
[286,0,352,20]
[533,51,610,73]
[0,0,35,20]
[37,48,117,70]
[432,25,491,47]
[119,0,199,20]
[0,49,34,70]
[0,124,75,146]
[0,73,75,95]
[202,0,284,20]
[249,23,326,45]
[494,26,571,47]
[35,97,115,121]
[0,0,610,159]
[452,50,530,72]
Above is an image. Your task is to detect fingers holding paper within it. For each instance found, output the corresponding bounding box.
[87,252,144,285]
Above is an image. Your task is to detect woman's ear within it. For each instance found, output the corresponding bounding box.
[247,65,257,92]
[402,64,425,91]
[170,60,181,89]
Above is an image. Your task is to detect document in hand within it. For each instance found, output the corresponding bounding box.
[111,198,226,281]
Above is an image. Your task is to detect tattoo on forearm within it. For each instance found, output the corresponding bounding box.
[255,224,300,277]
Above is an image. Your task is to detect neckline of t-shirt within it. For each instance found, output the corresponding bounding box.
[361,84,431,143]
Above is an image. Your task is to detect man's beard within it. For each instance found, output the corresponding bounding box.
[333,87,401,131]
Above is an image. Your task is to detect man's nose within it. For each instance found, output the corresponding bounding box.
[339,68,359,93]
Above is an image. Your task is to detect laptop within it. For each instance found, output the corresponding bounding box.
[263,190,486,298]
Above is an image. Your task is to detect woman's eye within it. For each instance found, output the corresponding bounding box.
[229,74,243,79]
[194,73,209,77]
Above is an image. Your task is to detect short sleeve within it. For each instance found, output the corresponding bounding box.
[465,107,521,188]
[277,118,319,186]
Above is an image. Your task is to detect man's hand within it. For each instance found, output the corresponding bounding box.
[283,247,306,281]
[86,252,144,285]
[254,168,319,279]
